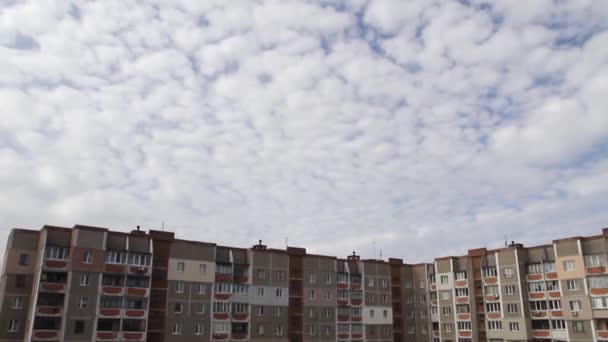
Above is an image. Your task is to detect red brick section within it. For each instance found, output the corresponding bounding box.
[389,258,404,342]
[287,247,305,342]
[146,230,174,342]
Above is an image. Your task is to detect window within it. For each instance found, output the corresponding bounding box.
[444,323,452,332]
[233,284,248,294]
[507,303,517,313]
[324,325,331,335]
[592,297,608,309]
[370,309,374,318]
[455,271,467,280]
[324,274,331,283]
[213,322,230,333]
[483,267,497,277]
[324,308,331,317]
[15,275,25,288]
[368,278,375,287]
[564,260,575,271]
[257,269,266,279]
[216,264,232,274]
[199,264,207,273]
[8,320,19,332]
[195,323,203,335]
[419,294,426,303]
[573,321,585,333]
[570,300,581,312]
[455,288,469,297]
[509,322,519,331]
[325,291,331,300]
[505,285,515,295]
[382,294,389,304]
[419,280,426,288]
[78,297,88,309]
[213,301,230,313]
[83,251,92,264]
[11,297,22,309]
[74,320,85,334]
[232,303,249,313]
[195,303,205,314]
[589,276,608,288]
[405,280,412,288]
[487,321,502,330]
[174,302,183,313]
[176,282,184,293]
[383,309,388,318]
[308,274,315,282]
[308,289,315,299]
[338,290,348,299]
[486,303,501,312]
[503,267,513,277]
[276,271,284,281]
[127,253,150,266]
[431,307,438,315]
[547,300,561,311]
[528,282,545,293]
[105,251,127,264]
[546,280,560,291]
[530,301,548,311]
[442,307,452,316]
[457,322,471,330]
[177,262,185,272]
[544,262,556,272]
[45,246,69,260]
[276,288,283,298]
[172,323,182,335]
[440,275,448,284]
[80,274,90,286]
[257,306,264,316]
[275,324,283,336]
[276,307,281,316]
[422,325,427,333]
[585,254,606,266]
[214,282,230,293]
[337,273,348,283]
[441,292,450,300]
[195,283,206,294]
[381,279,388,287]
[421,310,427,318]
[527,263,542,274]
[456,304,470,313]
[484,285,499,295]
[257,324,264,335]
[552,320,566,330]
[18,254,28,266]
[566,279,578,290]
[308,325,315,335]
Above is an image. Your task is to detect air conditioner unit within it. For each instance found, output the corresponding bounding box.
[572,311,578,317]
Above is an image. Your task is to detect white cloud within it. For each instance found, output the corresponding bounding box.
[0,0,607,262]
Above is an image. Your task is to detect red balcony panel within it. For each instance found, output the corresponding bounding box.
[214,293,231,301]
[351,316,362,322]
[337,299,348,306]
[213,333,229,340]
[430,284,436,290]
[104,263,126,273]
[527,274,543,281]
[122,332,145,341]
[533,330,550,338]
[337,315,349,322]
[588,266,606,274]
[33,330,59,340]
[125,309,145,318]
[529,292,545,299]
[487,312,501,319]
[352,333,363,339]
[100,308,121,317]
[459,331,472,337]
[102,286,123,295]
[44,259,68,269]
[483,277,497,285]
[592,288,608,296]
[456,297,469,303]
[455,280,467,287]
[129,266,150,275]
[599,331,608,339]
[234,276,248,283]
[548,291,561,298]
[485,295,498,302]
[213,313,229,320]
[232,333,247,340]
[40,283,65,293]
[37,306,61,316]
[338,333,349,339]
[351,299,362,306]
[551,310,563,317]
[350,284,361,290]
[531,311,548,318]
[433,331,440,337]
[126,287,147,297]
[546,272,558,279]
[96,331,119,340]
[215,274,232,282]
[337,283,348,289]
[232,313,248,321]
[431,299,438,306]
[457,313,470,320]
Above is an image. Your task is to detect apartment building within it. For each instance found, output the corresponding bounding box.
[1,224,608,342]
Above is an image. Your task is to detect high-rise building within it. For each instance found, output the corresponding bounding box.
[0,224,607,342]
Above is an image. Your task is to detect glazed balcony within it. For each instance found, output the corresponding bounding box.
[122,332,145,341]
[127,266,150,276]
[43,259,68,270]
[232,313,249,321]
[125,287,149,297]
[43,246,69,271]
[588,266,607,275]
[36,306,62,317]
[102,286,124,296]
[231,333,248,340]
[212,333,230,340]
[99,308,122,318]
[96,331,119,341]
[39,282,66,293]
[337,314,350,322]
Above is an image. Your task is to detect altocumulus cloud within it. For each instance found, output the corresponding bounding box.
[1,0,608,262]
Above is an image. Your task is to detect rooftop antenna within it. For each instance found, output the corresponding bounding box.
[504,235,507,247]
[136,225,141,232]
[373,239,377,260]
[285,237,288,249]
[379,249,383,260]
[162,221,165,232]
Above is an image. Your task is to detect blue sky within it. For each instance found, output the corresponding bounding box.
[1,0,607,262]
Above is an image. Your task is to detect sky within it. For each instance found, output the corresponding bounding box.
[1,0,608,263]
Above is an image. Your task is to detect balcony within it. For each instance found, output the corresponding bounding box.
[455,279,468,287]
[598,330,608,340]
[588,266,607,275]
[125,287,149,297]
[102,286,124,296]
[214,292,231,301]
[39,282,66,293]
[96,331,119,341]
[483,277,498,285]
[36,306,62,316]
[350,298,363,306]
[122,332,145,341]
[215,273,233,283]
[456,296,469,303]
[529,292,545,299]
[337,315,350,322]
[104,263,127,274]
[32,330,60,341]
[212,333,229,340]
[232,313,248,321]
[128,266,150,275]
[337,333,349,339]
[457,313,470,320]
[213,312,230,320]
[531,310,549,319]
[458,330,472,338]
[351,315,362,322]
[337,299,348,306]
[124,309,146,318]
[99,308,122,318]
[231,333,248,340]
[43,259,68,270]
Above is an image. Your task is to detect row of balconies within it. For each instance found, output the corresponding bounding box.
[211,312,249,321]
[211,332,248,340]
[337,314,363,322]
[96,331,145,341]
[101,286,149,297]
[337,298,363,306]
